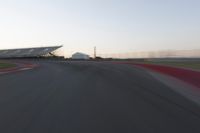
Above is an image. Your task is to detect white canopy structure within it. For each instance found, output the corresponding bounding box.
[0,46,62,58]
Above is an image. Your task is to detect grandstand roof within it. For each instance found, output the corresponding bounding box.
[0,46,62,58]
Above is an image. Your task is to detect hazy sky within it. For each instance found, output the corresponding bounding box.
[0,0,200,57]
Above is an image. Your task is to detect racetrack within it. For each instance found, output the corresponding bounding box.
[0,60,200,133]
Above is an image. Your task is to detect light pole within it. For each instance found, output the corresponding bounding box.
[94,46,96,59]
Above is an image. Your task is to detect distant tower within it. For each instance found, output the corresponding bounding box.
[94,46,96,59]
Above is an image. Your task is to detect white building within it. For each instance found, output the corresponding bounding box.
[71,52,90,60]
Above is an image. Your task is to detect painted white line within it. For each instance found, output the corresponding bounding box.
[0,67,34,75]
[20,68,33,71]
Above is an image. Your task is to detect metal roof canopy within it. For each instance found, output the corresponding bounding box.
[0,46,62,58]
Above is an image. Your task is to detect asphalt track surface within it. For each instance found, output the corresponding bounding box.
[0,60,200,133]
